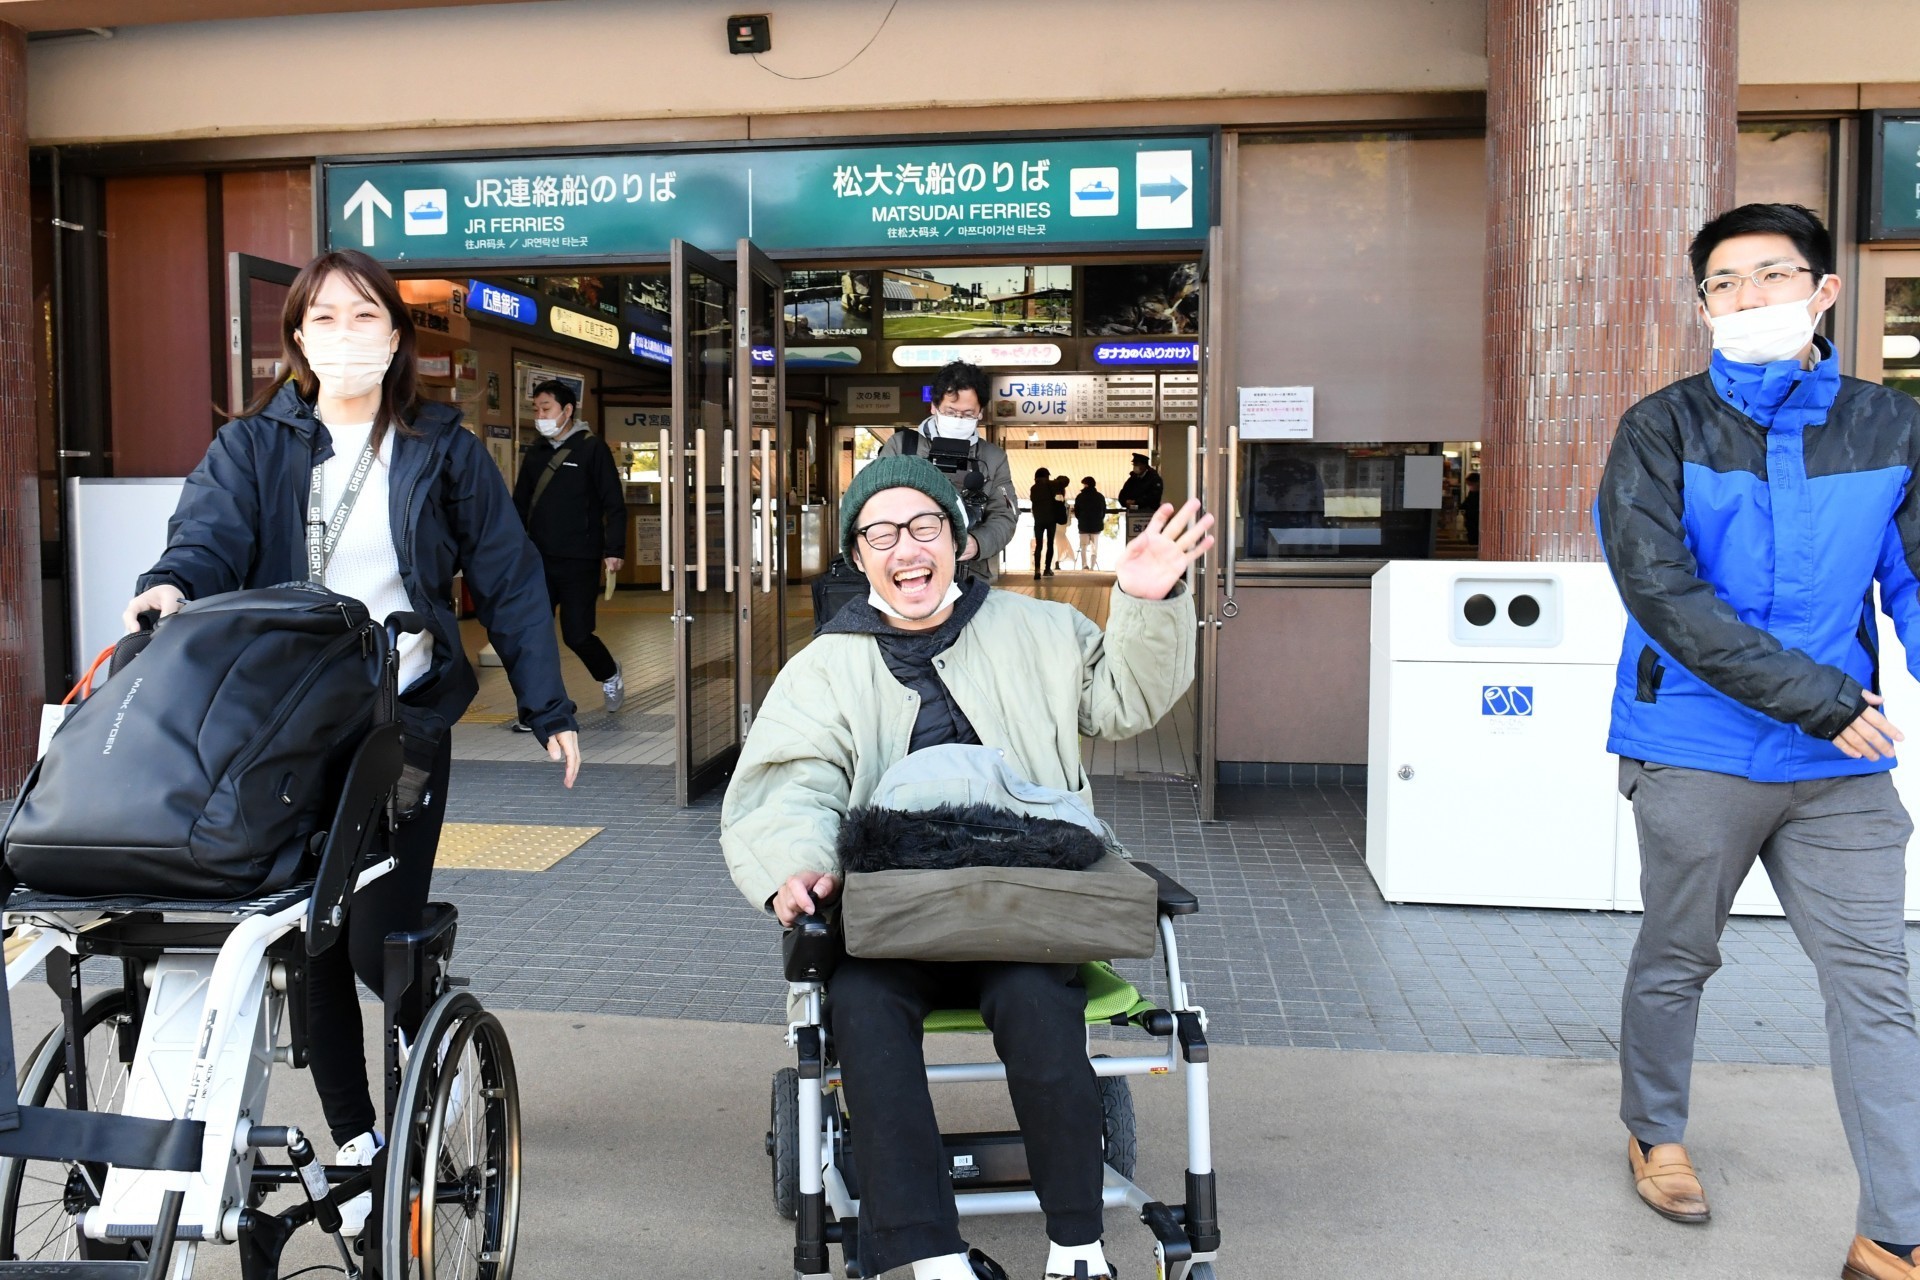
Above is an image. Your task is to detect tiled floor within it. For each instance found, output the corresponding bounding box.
[433,761,1908,1069]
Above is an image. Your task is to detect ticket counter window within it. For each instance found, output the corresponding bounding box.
[1234,442,1439,561]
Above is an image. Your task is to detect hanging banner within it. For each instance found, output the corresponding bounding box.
[323,135,1211,264]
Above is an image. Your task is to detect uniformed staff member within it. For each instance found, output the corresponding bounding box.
[878,360,1017,580]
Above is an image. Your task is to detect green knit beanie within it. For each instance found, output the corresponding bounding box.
[840,453,969,564]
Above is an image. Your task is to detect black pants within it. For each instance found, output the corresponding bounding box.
[543,556,617,683]
[1033,522,1056,574]
[829,959,1104,1276]
[307,732,452,1143]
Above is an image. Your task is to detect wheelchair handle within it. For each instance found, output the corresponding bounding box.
[782,908,843,984]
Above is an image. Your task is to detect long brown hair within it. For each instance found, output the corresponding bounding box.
[243,248,420,451]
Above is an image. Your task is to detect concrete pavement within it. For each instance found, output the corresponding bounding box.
[18,1000,1851,1280]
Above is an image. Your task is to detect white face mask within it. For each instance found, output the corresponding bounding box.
[300,327,396,399]
[1708,290,1824,366]
[928,413,979,441]
[868,581,963,621]
[535,417,564,439]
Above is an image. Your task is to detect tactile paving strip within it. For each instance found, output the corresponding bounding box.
[435,823,602,872]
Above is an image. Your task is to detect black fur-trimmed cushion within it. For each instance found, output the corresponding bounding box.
[837,804,1109,874]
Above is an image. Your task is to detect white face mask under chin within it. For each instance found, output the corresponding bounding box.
[302,328,396,399]
[1709,293,1823,366]
[869,581,963,621]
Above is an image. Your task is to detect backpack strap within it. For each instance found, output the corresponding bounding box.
[528,433,588,515]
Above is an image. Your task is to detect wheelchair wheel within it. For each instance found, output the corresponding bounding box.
[383,994,522,1280]
[0,988,137,1264]
[769,1067,799,1220]
[1094,1068,1136,1180]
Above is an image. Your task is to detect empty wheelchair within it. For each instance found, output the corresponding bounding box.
[0,598,521,1280]
[768,861,1220,1280]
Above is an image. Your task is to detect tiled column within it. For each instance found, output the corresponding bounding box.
[1483,0,1738,561]
[0,22,42,794]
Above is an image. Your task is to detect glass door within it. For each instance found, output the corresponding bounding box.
[735,241,787,727]
[227,253,299,412]
[669,241,742,804]
[1858,250,1920,398]
[1194,227,1228,821]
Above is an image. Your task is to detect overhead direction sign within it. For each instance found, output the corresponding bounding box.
[323,135,1212,264]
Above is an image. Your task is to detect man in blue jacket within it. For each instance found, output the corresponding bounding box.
[1599,203,1920,1280]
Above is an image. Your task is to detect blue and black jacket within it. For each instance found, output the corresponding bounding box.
[1597,339,1920,782]
[138,382,578,747]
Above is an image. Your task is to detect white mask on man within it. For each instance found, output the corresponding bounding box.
[1708,290,1824,366]
[300,327,396,399]
[927,413,979,441]
[535,418,564,439]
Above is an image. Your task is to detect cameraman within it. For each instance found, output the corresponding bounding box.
[878,360,1017,580]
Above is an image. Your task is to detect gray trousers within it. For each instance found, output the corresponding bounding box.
[1619,759,1920,1241]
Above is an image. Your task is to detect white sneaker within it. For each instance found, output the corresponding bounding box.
[334,1130,383,1237]
[602,662,625,714]
[398,1029,467,1130]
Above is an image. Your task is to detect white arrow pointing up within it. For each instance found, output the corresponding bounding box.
[342,180,392,248]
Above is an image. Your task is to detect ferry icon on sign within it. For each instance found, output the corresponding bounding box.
[404,189,448,236]
[1070,167,1120,217]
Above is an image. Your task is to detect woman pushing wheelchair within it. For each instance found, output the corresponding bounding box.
[721,454,1214,1280]
[120,248,581,1238]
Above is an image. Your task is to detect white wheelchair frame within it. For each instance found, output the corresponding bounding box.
[776,864,1221,1280]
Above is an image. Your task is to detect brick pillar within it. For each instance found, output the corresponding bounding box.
[0,22,42,794]
[1483,0,1738,561]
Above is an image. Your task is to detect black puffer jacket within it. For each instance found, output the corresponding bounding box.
[138,382,578,745]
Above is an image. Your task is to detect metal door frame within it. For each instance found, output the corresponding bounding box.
[226,252,299,414]
[669,239,742,805]
[734,240,787,736]
[1853,248,1920,385]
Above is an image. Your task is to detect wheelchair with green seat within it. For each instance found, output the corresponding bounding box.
[767,861,1220,1280]
[0,613,521,1280]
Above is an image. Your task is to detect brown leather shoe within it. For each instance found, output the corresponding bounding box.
[1845,1237,1920,1279]
[1627,1135,1710,1223]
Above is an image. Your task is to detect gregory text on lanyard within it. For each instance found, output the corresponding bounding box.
[306,439,379,584]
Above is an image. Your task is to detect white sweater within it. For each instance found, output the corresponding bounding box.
[315,419,432,692]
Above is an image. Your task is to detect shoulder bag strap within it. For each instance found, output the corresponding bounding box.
[527,433,586,517]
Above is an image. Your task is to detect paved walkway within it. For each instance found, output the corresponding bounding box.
[434,764,1895,1070]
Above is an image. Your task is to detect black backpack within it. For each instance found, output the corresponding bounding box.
[3,584,394,900]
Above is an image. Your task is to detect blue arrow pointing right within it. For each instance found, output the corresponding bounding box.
[1139,176,1189,200]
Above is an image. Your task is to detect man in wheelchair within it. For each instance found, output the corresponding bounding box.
[722,455,1213,1280]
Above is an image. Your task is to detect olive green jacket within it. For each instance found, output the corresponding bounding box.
[720,585,1196,910]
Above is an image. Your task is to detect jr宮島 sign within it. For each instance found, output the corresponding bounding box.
[323,136,1211,263]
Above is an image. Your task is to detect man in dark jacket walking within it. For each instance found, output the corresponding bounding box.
[513,379,629,717]
[1598,203,1920,1280]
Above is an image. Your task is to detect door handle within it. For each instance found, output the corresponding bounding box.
[1222,425,1240,619]
[722,427,736,595]
[760,428,774,595]
[658,428,672,593]
[1186,424,1199,597]
[695,427,708,593]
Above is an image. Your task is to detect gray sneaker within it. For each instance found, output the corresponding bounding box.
[602,662,625,714]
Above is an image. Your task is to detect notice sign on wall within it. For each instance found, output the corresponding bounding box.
[1238,386,1314,440]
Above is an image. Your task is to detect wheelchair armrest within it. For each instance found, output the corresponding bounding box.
[1131,860,1200,917]
[782,905,843,984]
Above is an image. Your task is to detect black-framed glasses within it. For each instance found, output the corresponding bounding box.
[856,511,948,550]
[1698,265,1818,299]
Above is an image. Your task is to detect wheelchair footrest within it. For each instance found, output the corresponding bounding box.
[0,1262,152,1278]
